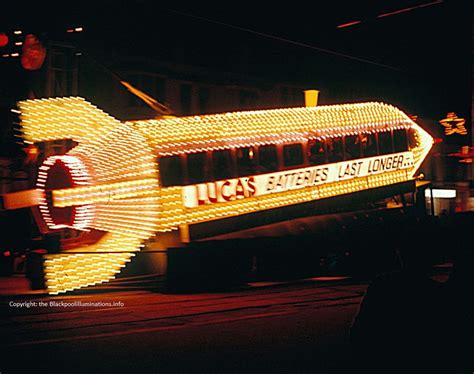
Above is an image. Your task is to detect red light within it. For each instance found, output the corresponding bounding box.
[0,33,8,47]
[377,1,443,18]
[21,34,46,71]
[337,20,362,29]
[3,251,11,257]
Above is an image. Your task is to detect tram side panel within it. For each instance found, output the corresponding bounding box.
[144,129,428,286]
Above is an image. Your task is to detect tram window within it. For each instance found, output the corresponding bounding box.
[393,129,408,152]
[236,146,257,176]
[378,131,393,155]
[283,143,304,167]
[361,133,378,157]
[159,155,183,187]
[258,145,278,172]
[212,149,233,180]
[344,135,361,161]
[187,152,209,184]
[327,137,343,162]
[308,139,326,165]
[407,128,418,149]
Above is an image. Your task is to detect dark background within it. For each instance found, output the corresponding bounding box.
[0,1,472,135]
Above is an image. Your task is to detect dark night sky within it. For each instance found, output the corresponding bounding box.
[0,1,472,120]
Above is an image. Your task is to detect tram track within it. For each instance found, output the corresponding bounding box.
[2,280,366,347]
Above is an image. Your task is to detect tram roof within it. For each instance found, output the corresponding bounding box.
[18,97,415,154]
[129,101,415,155]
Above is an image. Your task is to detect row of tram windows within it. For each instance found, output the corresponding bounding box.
[159,128,416,187]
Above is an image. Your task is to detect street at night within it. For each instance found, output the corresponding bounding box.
[2,278,367,373]
[1,210,473,373]
[0,1,472,373]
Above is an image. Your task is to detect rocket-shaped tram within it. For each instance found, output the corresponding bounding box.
[6,97,433,294]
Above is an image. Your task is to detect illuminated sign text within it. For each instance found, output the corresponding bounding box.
[183,151,414,207]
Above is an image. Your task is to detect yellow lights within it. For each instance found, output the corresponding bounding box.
[18,97,122,144]
[409,125,433,178]
[36,154,95,231]
[439,112,467,136]
[304,89,319,107]
[131,102,416,155]
[53,178,158,207]
[17,97,433,295]
[19,97,160,294]
[153,169,411,234]
[43,234,138,295]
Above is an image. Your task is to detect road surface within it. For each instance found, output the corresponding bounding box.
[1,278,366,373]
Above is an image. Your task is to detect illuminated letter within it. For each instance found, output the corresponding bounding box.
[221,180,233,201]
[247,176,257,196]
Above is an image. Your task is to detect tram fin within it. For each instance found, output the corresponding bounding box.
[18,97,122,145]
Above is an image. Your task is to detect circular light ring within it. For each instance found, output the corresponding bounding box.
[36,155,95,230]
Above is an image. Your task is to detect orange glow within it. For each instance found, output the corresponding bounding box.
[3,189,42,210]
[304,89,319,107]
[336,20,362,29]
[310,276,351,281]
[24,144,39,164]
[439,112,467,136]
[448,146,474,163]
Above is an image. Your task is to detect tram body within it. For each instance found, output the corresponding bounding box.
[13,97,433,294]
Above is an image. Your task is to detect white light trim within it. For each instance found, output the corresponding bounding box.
[425,189,457,199]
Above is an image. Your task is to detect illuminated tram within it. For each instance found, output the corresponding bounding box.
[6,97,433,294]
